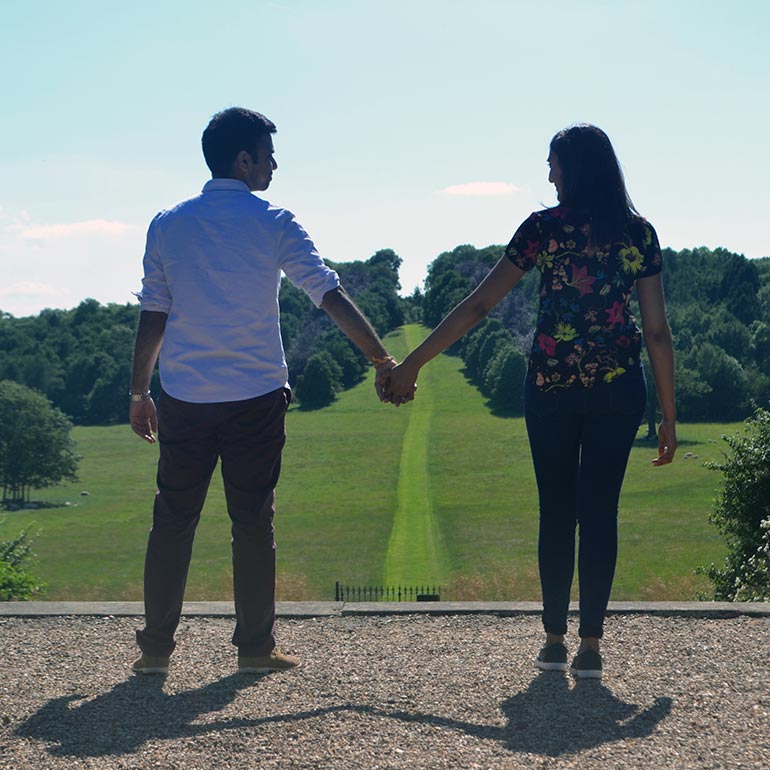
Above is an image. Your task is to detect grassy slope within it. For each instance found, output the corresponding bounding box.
[6,325,729,601]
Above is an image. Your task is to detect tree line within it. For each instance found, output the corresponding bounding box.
[0,243,767,423]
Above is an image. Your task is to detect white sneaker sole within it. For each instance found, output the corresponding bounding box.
[534,659,569,672]
[570,667,602,679]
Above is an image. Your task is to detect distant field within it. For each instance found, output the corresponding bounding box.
[4,325,732,602]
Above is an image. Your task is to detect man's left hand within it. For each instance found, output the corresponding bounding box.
[374,358,398,401]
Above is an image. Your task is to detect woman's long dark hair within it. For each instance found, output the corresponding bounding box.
[550,124,638,247]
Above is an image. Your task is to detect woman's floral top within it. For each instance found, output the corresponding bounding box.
[505,206,662,390]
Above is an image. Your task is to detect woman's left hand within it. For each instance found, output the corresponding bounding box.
[652,420,677,466]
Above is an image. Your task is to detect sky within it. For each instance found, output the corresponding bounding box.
[1,0,769,318]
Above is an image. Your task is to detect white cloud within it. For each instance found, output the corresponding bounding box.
[15,219,134,240]
[439,182,520,197]
[0,281,71,299]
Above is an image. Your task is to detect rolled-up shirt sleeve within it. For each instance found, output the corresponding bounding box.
[276,211,340,307]
[137,214,172,314]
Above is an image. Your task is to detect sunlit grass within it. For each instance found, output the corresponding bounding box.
[6,325,732,602]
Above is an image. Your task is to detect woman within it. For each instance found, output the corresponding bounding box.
[385,124,676,679]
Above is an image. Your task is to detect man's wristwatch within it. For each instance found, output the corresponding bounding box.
[129,390,152,402]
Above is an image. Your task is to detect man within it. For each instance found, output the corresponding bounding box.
[129,107,395,675]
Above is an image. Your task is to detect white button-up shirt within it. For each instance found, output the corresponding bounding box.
[138,178,340,403]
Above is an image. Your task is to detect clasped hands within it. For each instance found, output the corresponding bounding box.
[374,358,418,406]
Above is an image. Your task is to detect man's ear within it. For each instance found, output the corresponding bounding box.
[235,149,252,171]
[226,150,252,183]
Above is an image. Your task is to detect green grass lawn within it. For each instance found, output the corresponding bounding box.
[4,324,732,602]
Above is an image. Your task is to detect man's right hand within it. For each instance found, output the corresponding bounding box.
[130,399,158,444]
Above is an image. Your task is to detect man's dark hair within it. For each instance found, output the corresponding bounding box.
[550,124,638,246]
[201,107,277,177]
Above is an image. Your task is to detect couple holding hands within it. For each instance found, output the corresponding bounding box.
[130,107,675,681]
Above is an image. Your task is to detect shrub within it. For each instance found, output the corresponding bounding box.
[701,408,770,600]
[485,345,527,412]
[0,519,46,601]
[730,518,770,601]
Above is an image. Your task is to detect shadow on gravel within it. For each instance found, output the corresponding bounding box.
[353,672,674,757]
[14,673,261,757]
[14,673,360,760]
[15,670,673,760]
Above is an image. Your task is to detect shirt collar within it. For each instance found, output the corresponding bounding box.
[202,178,252,194]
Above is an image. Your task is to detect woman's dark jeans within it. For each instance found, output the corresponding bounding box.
[524,367,646,639]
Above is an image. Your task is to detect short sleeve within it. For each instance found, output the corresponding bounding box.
[137,213,172,314]
[636,219,662,279]
[276,211,340,307]
[504,213,542,271]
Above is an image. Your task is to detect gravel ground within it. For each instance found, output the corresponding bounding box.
[1,613,769,770]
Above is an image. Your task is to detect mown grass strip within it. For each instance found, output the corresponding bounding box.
[383,325,449,587]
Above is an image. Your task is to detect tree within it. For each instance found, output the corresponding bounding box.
[0,381,79,503]
[316,328,367,389]
[674,363,712,422]
[294,352,343,409]
[279,279,313,352]
[688,343,750,421]
[401,287,424,325]
[701,408,770,600]
[720,253,760,325]
[491,282,536,353]
[705,310,752,365]
[422,269,474,328]
[0,299,140,425]
[462,319,507,382]
[750,321,770,376]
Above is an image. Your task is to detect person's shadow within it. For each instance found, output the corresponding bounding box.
[13,673,348,758]
[350,672,673,757]
[16,670,672,760]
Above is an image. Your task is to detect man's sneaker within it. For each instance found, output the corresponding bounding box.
[238,649,301,674]
[570,649,603,679]
[131,653,170,675]
[534,642,569,672]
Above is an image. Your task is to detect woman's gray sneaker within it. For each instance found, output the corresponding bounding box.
[570,649,603,679]
[534,642,569,671]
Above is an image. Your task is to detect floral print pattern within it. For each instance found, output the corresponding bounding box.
[505,206,662,391]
